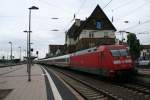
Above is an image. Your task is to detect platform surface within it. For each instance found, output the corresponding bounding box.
[0,64,47,100]
[138,68,150,76]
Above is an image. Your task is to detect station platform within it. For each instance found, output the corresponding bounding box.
[138,68,150,76]
[0,64,80,100]
[0,64,47,100]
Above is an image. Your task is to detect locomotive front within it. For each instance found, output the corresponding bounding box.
[107,45,136,78]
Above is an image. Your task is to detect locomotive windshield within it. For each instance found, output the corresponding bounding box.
[111,50,120,56]
[120,49,128,56]
[111,49,128,56]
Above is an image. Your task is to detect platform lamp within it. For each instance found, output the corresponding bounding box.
[23,30,32,73]
[8,41,12,62]
[27,6,39,81]
[18,46,21,61]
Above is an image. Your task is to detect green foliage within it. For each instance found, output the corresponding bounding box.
[127,33,141,60]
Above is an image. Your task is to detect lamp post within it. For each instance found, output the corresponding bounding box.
[28,6,39,81]
[8,41,12,62]
[23,30,32,73]
[23,49,26,62]
[23,30,29,58]
[36,51,39,59]
[24,49,26,58]
[18,46,21,61]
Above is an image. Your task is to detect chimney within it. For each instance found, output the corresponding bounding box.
[75,19,80,26]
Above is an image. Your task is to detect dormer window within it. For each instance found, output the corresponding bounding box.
[96,21,102,29]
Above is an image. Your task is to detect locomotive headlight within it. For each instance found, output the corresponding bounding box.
[125,59,132,63]
[113,60,121,64]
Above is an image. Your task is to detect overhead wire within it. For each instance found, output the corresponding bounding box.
[112,0,135,10]
[65,0,88,32]
[38,0,76,33]
[109,0,150,33]
[66,0,113,32]
[103,0,113,9]
[140,29,150,34]
[123,19,150,31]
[39,0,150,35]
[116,1,150,22]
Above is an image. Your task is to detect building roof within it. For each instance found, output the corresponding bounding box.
[141,45,150,50]
[67,20,84,38]
[66,4,116,40]
[49,44,66,54]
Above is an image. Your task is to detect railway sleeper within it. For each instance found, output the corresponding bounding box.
[79,89,97,93]
[84,93,101,96]
[87,95,105,99]
[124,84,150,95]
[87,95,108,100]
[85,93,103,97]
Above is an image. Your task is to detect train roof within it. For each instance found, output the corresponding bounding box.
[41,54,71,61]
[101,45,126,48]
[97,45,127,51]
[72,47,97,56]
[72,45,127,56]
[38,45,127,61]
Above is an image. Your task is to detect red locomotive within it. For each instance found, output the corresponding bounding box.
[39,45,136,78]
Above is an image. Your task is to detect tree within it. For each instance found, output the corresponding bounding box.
[2,56,5,60]
[127,33,141,60]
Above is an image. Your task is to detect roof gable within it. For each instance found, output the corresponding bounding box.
[66,4,116,39]
[83,5,116,31]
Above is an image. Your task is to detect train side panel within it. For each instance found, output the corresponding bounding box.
[70,45,135,77]
[70,52,100,68]
[38,45,136,78]
[70,51,109,75]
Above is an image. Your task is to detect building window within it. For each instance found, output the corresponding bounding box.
[92,33,94,38]
[96,21,102,29]
[89,32,94,38]
[104,32,108,37]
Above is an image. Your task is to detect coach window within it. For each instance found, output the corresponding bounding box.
[88,50,91,52]
[93,48,97,51]
[66,58,69,62]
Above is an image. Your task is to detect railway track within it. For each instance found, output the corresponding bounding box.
[45,66,119,100]
[59,72,117,100]
[44,65,150,100]
[112,76,150,97]
[116,83,150,96]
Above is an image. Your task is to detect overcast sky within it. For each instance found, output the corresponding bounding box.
[0,0,150,59]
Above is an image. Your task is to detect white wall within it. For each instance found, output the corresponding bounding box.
[66,30,115,46]
[66,37,77,46]
[79,30,115,40]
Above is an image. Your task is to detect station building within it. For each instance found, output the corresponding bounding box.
[65,5,116,53]
[47,5,117,57]
[46,44,66,58]
[140,45,150,60]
